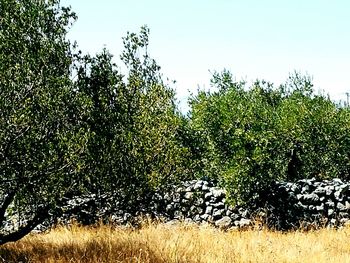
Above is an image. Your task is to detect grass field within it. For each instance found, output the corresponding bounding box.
[1,222,350,263]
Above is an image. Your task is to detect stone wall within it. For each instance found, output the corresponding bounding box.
[44,177,350,231]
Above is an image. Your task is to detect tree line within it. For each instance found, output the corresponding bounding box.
[1,0,349,244]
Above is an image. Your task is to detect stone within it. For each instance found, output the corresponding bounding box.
[301,185,310,193]
[308,205,317,212]
[173,210,183,219]
[334,191,343,201]
[325,186,334,196]
[213,209,224,220]
[202,184,209,191]
[332,178,343,185]
[204,192,213,201]
[173,193,181,203]
[205,206,213,215]
[215,216,232,228]
[193,214,202,223]
[184,192,194,200]
[328,209,335,217]
[165,204,173,213]
[212,188,225,199]
[195,198,205,206]
[303,193,320,204]
[316,203,325,212]
[340,218,350,224]
[230,213,241,221]
[314,187,326,195]
[337,202,347,212]
[325,200,335,208]
[238,208,249,218]
[175,187,184,193]
[296,202,309,210]
[237,218,251,228]
[200,214,210,221]
[181,198,190,205]
[194,181,203,190]
[226,210,232,217]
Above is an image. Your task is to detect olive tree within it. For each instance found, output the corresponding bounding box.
[74,27,190,212]
[0,0,88,245]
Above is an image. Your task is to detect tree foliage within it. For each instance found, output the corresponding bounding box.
[0,0,88,244]
[0,2,188,244]
[188,71,350,205]
[74,27,189,210]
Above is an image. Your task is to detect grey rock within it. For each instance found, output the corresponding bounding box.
[238,208,250,218]
[204,192,213,201]
[184,192,194,200]
[334,191,343,201]
[339,212,349,219]
[200,214,210,221]
[226,210,232,217]
[314,187,326,195]
[195,198,205,206]
[165,219,180,227]
[301,185,310,193]
[325,186,334,196]
[337,202,347,212]
[213,209,224,220]
[316,203,325,212]
[230,213,241,221]
[193,214,202,223]
[328,209,335,217]
[175,187,184,193]
[194,181,203,190]
[165,204,173,213]
[332,178,343,185]
[173,193,181,203]
[205,206,213,215]
[308,205,317,212]
[212,188,225,199]
[237,218,251,228]
[185,186,194,192]
[173,210,183,219]
[303,193,319,204]
[330,218,337,225]
[297,201,308,210]
[340,218,349,224]
[215,216,232,228]
[181,206,189,213]
[202,184,210,191]
[325,200,335,208]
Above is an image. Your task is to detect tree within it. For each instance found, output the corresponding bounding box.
[188,70,350,205]
[0,0,88,245]
[74,27,190,213]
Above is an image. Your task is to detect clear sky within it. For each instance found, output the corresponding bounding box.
[61,0,350,111]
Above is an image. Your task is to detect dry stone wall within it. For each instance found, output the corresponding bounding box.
[35,177,350,231]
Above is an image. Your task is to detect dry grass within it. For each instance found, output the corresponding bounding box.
[2,222,350,263]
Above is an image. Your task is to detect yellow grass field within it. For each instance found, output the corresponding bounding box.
[2,222,350,263]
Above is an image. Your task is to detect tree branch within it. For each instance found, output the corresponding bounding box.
[0,205,50,246]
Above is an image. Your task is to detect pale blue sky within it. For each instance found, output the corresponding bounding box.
[61,0,350,110]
